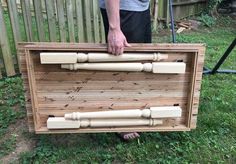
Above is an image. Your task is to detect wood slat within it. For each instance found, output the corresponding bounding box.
[84,0,93,42]
[66,0,75,42]
[7,0,22,45]
[36,80,190,91]
[56,0,67,42]
[75,0,85,42]
[36,124,190,134]
[45,0,57,42]
[25,50,41,130]
[0,2,16,76]
[33,0,46,42]
[37,100,187,112]
[21,0,33,41]
[0,70,2,78]
[92,0,100,43]
[99,11,106,43]
[33,72,192,82]
[153,0,158,32]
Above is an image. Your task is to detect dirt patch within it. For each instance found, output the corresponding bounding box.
[0,118,36,163]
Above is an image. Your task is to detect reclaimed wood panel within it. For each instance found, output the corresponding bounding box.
[18,42,205,133]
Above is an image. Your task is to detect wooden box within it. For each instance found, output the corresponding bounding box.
[18,43,205,134]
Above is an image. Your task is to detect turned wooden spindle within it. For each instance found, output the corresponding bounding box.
[47,118,163,129]
[40,52,168,64]
[61,62,186,74]
[64,106,182,120]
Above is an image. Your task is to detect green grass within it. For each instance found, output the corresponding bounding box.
[0,77,25,158]
[0,16,236,163]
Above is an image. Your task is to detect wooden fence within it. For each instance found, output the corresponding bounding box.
[0,0,206,78]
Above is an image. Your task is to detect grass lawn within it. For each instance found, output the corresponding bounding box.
[0,16,235,163]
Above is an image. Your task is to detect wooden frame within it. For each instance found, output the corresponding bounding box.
[18,42,205,134]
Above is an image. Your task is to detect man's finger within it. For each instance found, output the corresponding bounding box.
[108,44,112,53]
[115,46,121,56]
[111,45,116,55]
[124,39,131,47]
[120,46,124,55]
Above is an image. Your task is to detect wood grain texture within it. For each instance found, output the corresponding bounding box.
[18,42,205,133]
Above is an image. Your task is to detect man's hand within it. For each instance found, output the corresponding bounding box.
[105,0,130,55]
[107,28,130,55]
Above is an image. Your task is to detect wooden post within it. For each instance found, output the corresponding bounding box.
[40,52,168,63]
[47,117,163,129]
[64,106,182,120]
[61,62,186,74]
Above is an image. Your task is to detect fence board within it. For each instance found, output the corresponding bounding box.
[153,0,158,32]
[0,0,207,78]
[158,0,164,21]
[0,3,15,76]
[66,0,75,42]
[166,0,170,27]
[21,0,33,41]
[7,0,22,45]
[92,0,100,43]
[84,0,93,42]
[75,0,85,42]
[45,0,57,42]
[0,70,2,78]
[56,0,66,42]
[33,0,46,42]
[99,11,105,43]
